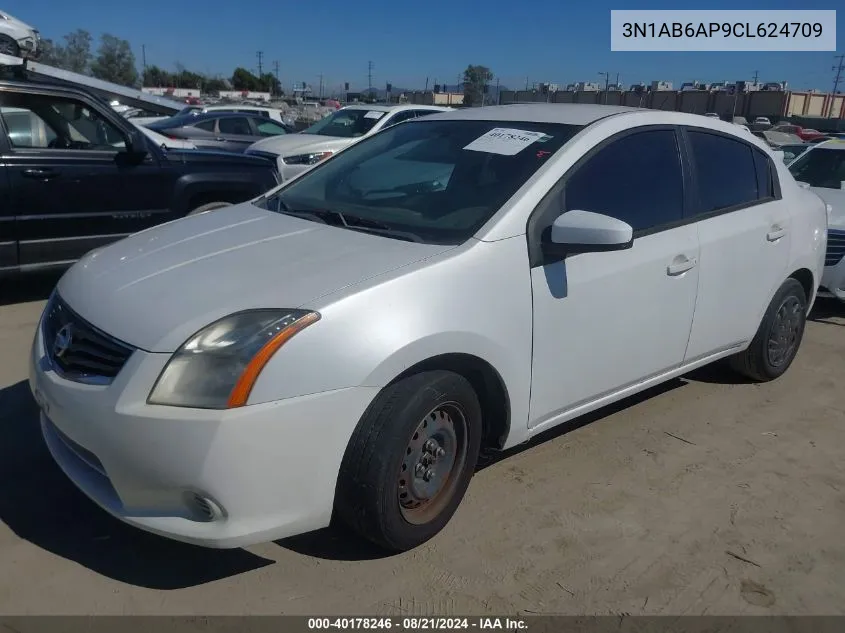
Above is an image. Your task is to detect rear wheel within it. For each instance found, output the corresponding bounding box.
[729,278,807,382]
[188,201,231,215]
[335,370,482,552]
[0,35,20,58]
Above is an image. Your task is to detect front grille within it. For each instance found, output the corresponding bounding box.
[825,229,845,267]
[42,294,135,385]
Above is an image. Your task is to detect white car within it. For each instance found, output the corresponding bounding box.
[0,10,39,59]
[754,117,772,126]
[132,121,197,150]
[245,104,452,181]
[787,139,845,301]
[29,104,826,552]
[200,105,290,124]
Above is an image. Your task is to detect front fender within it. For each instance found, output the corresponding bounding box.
[171,172,269,214]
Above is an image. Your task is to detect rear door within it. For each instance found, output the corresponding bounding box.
[215,116,258,152]
[681,127,790,362]
[0,88,177,267]
[0,118,15,271]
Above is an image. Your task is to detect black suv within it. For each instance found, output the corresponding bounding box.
[0,80,280,276]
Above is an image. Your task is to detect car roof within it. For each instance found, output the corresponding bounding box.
[205,105,284,112]
[182,111,267,121]
[810,139,845,151]
[340,103,451,113]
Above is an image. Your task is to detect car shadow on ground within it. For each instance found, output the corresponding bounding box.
[0,380,274,589]
[809,297,845,327]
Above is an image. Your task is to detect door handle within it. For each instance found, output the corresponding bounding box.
[667,255,697,276]
[22,168,59,180]
[767,226,787,242]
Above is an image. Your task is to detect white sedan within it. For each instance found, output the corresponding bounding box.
[245,104,451,181]
[0,10,39,59]
[788,139,845,301]
[30,104,827,552]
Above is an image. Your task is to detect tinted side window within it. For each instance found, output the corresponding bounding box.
[193,119,216,131]
[753,150,774,198]
[564,130,683,232]
[382,111,416,128]
[688,131,759,213]
[218,117,251,135]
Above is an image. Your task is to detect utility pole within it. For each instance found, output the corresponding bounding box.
[752,69,759,84]
[256,51,264,77]
[141,45,147,73]
[599,71,610,104]
[368,61,374,96]
[319,74,323,99]
[272,61,280,95]
[496,76,500,105]
[833,54,845,95]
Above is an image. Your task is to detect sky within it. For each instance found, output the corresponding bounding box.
[5,0,843,93]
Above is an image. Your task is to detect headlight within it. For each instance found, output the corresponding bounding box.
[282,151,333,166]
[148,309,320,409]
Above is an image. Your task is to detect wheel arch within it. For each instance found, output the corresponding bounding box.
[385,353,512,454]
[788,267,815,310]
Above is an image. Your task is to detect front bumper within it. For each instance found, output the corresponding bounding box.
[17,32,39,58]
[819,229,845,302]
[29,319,378,548]
[819,258,845,301]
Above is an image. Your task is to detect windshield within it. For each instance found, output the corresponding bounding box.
[254,119,582,244]
[788,148,845,189]
[300,108,387,138]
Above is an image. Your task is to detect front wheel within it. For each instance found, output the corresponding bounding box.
[335,370,482,552]
[0,35,20,58]
[729,278,808,382]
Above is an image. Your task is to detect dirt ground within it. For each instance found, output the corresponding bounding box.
[1,273,844,616]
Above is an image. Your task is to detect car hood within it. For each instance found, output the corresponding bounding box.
[808,187,845,228]
[161,148,273,168]
[57,204,453,352]
[247,134,355,157]
[2,13,35,30]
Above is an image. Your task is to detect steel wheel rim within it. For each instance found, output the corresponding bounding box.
[398,402,468,525]
[767,295,803,367]
[0,40,17,56]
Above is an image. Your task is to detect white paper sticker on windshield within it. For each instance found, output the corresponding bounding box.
[364,111,385,119]
[463,128,550,155]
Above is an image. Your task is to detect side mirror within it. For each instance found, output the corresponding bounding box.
[123,129,149,159]
[543,210,634,257]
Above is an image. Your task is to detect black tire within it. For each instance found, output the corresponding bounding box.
[188,201,231,215]
[729,278,807,382]
[335,370,482,552]
[0,35,20,58]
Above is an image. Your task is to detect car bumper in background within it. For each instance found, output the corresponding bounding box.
[819,229,845,301]
[29,320,378,548]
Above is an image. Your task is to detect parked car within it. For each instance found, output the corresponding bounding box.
[29,104,827,552]
[703,112,720,118]
[780,143,812,164]
[787,139,845,301]
[0,79,280,276]
[200,105,291,124]
[753,116,772,126]
[770,123,828,143]
[131,120,197,150]
[0,10,39,59]
[245,104,452,181]
[146,111,295,153]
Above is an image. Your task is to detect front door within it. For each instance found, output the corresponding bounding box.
[0,89,175,266]
[528,128,700,429]
[215,116,258,152]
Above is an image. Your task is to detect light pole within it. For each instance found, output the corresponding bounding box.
[599,71,610,104]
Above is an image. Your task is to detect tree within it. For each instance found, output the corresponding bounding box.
[231,67,260,91]
[204,77,228,95]
[91,34,138,87]
[259,72,281,95]
[62,29,93,74]
[143,65,172,87]
[38,38,65,67]
[462,64,493,106]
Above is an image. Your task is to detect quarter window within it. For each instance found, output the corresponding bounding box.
[218,117,251,135]
[193,119,216,131]
[687,131,761,213]
[564,129,684,232]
